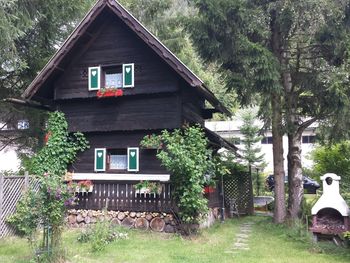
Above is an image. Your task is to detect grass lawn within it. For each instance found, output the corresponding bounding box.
[0,216,349,263]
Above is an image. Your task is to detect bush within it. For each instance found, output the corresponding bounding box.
[141,125,217,225]
[77,221,128,252]
[312,141,350,192]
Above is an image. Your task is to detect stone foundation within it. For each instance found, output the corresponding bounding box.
[66,207,221,233]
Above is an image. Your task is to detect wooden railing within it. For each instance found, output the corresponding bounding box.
[73,181,174,212]
[73,181,222,213]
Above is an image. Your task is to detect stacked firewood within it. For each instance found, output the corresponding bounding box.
[66,209,177,233]
[314,216,346,232]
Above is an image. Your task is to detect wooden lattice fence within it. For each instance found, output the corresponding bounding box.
[0,174,39,238]
[224,172,254,215]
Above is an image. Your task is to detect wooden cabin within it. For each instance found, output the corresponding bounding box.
[21,0,235,214]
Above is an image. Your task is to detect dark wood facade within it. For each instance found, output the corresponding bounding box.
[22,0,234,211]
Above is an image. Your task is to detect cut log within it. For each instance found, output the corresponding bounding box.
[164,224,175,233]
[118,212,126,221]
[145,214,153,221]
[111,218,121,226]
[84,216,91,224]
[164,216,171,224]
[68,215,77,224]
[129,212,136,218]
[76,214,84,223]
[121,217,135,228]
[135,218,149,230]
[150,217,165,232]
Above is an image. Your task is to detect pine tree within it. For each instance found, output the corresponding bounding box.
[239,110,266,196]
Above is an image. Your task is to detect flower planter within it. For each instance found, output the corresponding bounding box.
[204,186,215,194]
[75,185,93,193]
[96,88,123,98]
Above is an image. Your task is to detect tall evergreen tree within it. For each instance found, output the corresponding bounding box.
[239,110,265,168]
[0,0,94,153]
[188,0,350,222]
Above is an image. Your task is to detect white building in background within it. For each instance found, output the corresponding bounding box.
[0,147,20,171]
[205,120,317,174]
[0,120,29,172]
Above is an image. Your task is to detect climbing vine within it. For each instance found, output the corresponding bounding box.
[8,111,89,259]
[141,125,217,225]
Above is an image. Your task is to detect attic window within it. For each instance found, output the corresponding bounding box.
[88,64,134,91]
[104,67,123,88]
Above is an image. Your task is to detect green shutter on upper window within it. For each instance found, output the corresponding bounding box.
[123,63,134,88]
[88,66,101,90]
[127,147,139,172]
[94,148,106,172]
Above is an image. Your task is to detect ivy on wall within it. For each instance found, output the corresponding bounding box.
[7,111,89,260]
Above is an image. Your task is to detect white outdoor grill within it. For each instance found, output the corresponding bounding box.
[310,173,350,236]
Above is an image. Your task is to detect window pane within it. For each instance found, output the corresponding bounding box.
[105,72,122,88]
[110,155,127,170]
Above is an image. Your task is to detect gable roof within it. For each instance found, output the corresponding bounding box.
[21,0,230,115]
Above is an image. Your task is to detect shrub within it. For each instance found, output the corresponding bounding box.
[141,125,222,226]
[312,141,350,192]
[77,221,128,252]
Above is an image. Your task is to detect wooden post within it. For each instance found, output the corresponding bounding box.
[24,171,29,190]
[0,174,3,221]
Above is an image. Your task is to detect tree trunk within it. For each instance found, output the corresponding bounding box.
[271,93,286,223]
[280,47,304,221]
[287,131,303,220]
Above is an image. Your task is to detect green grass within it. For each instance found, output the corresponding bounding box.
[0,216,349,263]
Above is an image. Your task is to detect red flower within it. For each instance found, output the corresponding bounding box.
[44,132,51,144]
[116,89,123,97]
[96,90,103,98]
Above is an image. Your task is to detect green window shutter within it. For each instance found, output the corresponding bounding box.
[127,147,139,172]
[89,66,101,90]
[94,148,106,172]
[123,63,134,88]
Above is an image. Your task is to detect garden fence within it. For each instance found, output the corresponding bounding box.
[0,173,39,238]
[224,171,254,215]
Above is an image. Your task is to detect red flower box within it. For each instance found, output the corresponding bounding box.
[97,88,123,98]
[204,186,215,194]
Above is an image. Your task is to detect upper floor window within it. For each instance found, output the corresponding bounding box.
[302,135,316,144]
[261,136,273,144]
[104,67,123,88]
[88,63,134,91]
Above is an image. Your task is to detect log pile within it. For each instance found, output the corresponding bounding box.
[311,215,347,234]
[66,209,177,233]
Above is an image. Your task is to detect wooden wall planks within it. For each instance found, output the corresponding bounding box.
[57,93,182,132]
[72,130,168,174]
[54,13,179,100]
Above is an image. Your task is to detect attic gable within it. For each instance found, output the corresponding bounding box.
[22,0,230,115]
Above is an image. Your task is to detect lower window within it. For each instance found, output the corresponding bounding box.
[107,149,127,171]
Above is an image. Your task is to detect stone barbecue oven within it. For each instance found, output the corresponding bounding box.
[310,173,349,236]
